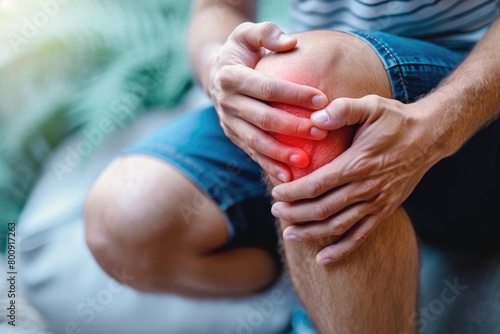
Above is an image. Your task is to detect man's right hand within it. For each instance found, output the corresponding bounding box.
[205,22,329,183]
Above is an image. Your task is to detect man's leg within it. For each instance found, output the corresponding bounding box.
[256,31,419,333]
[85,152,277,298]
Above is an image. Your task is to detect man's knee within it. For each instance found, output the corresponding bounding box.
[256,31,391,179]
[84,155,211,290]
[256,30,390,100]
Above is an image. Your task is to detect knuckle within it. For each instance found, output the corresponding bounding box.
[306,180,325,197]
[358,179,380,198]
[332,221,349,235]
[260,79,278,98]
[291,89,303,105]
[243,134,257,148]
[313,203,331,220]
[223,128,235,141]
[376,191,390,206]
[257,112,273,130]
[274,148,289,163]
[348,156,375,177]
[303,230,316,240]
[217,67,234,90]
[216,91,228,104]
[280,210,294,223]
[223,129,237,144]
[278,115,300,136]
[233,22,253,37]
[288,116,306,136]
[217,94,232,112]
[259,21,278,38]
[334,99,352,117]
[279,188,295,202]
[364,94,380,106]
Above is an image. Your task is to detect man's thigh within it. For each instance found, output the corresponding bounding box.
[121,106,279,256]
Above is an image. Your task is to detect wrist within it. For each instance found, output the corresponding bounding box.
[189,41,222,96]
[199,43,222,97]
[411,96,463,160]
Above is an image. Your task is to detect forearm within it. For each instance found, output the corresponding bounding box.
[420,18,500,157]
[188,0,257,90]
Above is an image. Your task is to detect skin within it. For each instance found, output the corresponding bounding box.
[256,32,418,333]
[85,157,279,297]
[271,18,500,264]
[188,1,329,183]
[84,1,496,332]
[190,0,500,264]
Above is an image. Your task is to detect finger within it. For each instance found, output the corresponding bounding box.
[251,151,293,184]
[232,22,298,53]
[271,157,347,202]
[267,174,284,186]
[224,126,293,183]
[220,91,327,139]
[235,119,310,168]
[311,95,384,130]
[272,180,379,223]
[219,65,328,112]
[230,117,311,168]
[282,200,378,240]
[316,215,379,265]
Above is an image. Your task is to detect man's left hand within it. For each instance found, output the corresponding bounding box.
[271,95,446,264]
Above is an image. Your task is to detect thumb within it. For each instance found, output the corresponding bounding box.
[233,22,297,53]
[310,96,380,130]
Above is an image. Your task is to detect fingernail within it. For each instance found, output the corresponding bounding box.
[279,34,295,43]
[312,95,327,107]
[285,234,299,241]
[290,154,308,167]
[289,154,300,163]
[277,173,287,183]
[311,110,329,123]
[320,258,333,265]
[271,206,282,218]
[310,127,326,138]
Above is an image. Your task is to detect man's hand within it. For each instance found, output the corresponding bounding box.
[271,95,447,264]
[206,22,329,183]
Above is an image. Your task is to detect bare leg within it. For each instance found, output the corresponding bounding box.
[257,31,419,333]
[85,155,277,297]
[280,208,418,333]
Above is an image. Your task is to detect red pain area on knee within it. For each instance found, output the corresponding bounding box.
[271,102,354,180]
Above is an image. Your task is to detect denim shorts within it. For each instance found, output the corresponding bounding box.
[123,30,500,258]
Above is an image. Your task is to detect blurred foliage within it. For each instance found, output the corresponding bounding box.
[0,0,193,252]
[0,0,287,251]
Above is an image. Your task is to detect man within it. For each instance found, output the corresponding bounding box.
[84,0,500,332]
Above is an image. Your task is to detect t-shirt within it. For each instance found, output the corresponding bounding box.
[290,0,499,50]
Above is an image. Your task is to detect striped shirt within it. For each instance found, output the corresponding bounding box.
[290,0,499,50]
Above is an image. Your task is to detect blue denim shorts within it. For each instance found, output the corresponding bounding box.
[123,30,500,258]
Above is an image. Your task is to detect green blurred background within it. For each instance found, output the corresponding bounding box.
[0,0,288,251]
